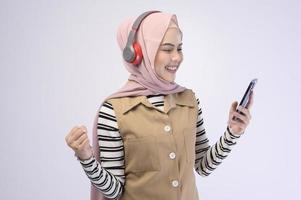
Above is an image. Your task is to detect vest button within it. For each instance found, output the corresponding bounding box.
[169,152,176,159]
[164,125,171,132]
[171,180,179,188]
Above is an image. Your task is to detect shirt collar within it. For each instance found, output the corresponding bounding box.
[121,91,195,114]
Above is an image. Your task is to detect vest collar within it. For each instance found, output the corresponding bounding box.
[121,91,195,114]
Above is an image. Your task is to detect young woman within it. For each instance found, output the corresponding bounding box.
[65,11,253,200]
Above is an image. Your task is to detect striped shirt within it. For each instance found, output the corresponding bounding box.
[79,95,240,199]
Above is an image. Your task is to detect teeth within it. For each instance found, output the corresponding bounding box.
[166,66,177,70]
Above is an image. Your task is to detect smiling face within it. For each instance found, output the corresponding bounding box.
[154,21,183,83]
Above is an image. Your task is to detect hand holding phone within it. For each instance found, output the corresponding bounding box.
[232,79,257,121]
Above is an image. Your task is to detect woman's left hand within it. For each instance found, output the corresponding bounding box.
[227,91,254,135]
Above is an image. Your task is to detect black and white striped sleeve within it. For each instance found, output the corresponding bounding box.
[194,98,241,177]
[79,101,125,199]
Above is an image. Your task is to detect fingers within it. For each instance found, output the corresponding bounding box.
[229,102,251,123]
[65,125,88,149]
[228,111,249,134]
[73,136,89,151]
[228,96,254,135]
[228,118,245,133]
[78,138,90,150]
[229,118,244,128]
[237,106,252,120]
[67,126,86,140]
[232,111,249,125]
[231,101,238,112]
[229,101,238,118]
[246,91,254,110]
[75,132,88,146]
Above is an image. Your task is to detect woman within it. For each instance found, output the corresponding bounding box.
[65,11,253,200]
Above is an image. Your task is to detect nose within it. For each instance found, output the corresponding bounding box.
[171,51,182,63]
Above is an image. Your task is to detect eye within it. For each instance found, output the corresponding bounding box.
[162,49,173,52]
[178,45,183,51]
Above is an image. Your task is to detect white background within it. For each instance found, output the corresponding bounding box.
[1,0,300,199]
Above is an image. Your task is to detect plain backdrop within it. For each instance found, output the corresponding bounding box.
[1,0,300,199]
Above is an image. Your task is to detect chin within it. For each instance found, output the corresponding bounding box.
[168,79,176,83]
[160,75,175,83]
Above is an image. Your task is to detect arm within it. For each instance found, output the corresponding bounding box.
[194,98,241,177]
[78,101,125,199]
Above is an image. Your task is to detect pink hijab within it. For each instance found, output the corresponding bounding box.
[91,12,186,200]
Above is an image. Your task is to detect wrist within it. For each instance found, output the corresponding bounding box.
[227,126,242,138]
[74,147,93,161]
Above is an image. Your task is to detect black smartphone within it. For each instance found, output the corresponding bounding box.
[233,78,257,121]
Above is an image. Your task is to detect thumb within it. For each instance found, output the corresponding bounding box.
[79,125,87,133]
[230,101,238,112]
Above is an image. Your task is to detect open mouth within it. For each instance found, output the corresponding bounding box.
[165,65,178,73]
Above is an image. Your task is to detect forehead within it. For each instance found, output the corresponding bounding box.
[161,28,182,43]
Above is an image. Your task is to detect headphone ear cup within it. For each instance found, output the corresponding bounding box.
[132,42,143,66]
[123,45,135,63]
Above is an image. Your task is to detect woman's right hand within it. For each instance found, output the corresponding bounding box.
[65,125,93,161]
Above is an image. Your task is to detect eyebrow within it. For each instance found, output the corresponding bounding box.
[160,43,183,47]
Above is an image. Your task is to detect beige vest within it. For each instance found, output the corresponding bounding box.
[108,89,199,200]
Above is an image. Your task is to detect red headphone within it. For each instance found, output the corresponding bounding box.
[123,11,161,66]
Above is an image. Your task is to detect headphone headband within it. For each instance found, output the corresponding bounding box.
[123,11,161,65]
[127,11,160,44]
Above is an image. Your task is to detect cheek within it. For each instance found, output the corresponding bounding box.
[154,62,165,75]
[154,55,167,76]
[179,54,183,63]
[155,53,169,68]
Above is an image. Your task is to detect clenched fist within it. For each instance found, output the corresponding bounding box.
[65,125,93,160]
